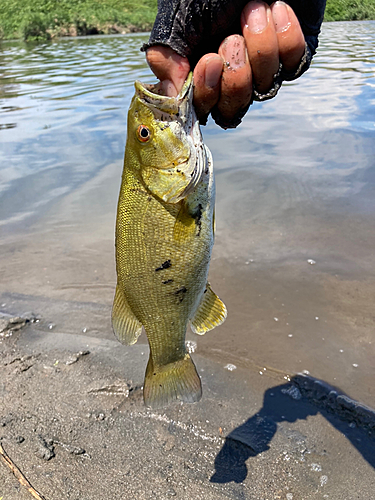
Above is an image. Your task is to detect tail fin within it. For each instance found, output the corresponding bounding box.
[143,354,202,409]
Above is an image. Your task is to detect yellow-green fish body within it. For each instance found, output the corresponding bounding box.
[112,74,226,408]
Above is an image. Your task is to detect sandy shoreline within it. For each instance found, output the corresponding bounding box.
[1,311,375,499]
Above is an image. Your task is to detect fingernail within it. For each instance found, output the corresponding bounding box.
[272,1,291,33]
[222,36,246,70]
[205,56,223,88]
[244,1,268,33]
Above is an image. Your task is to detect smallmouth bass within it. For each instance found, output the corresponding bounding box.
[112,73,227,408]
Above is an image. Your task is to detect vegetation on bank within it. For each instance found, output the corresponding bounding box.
[0,0,374,42]
[0,0,157,41]
[324,0,375,21]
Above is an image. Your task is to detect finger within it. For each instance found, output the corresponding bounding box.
[146,46,190,97]
[271,1,305,73]
[216,35,252,126]
[241,1,279,94]
[193,54,223,122]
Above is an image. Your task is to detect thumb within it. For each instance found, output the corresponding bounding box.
[146,46,190,97]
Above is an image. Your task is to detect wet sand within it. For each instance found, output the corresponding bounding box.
[1,315,375,499]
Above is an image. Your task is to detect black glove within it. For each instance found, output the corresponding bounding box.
[143,0,326,127]
[143,0,326,79]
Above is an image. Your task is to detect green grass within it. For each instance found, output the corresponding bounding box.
[0,0,158,40]
[0,0,374,41]
[325,0,375,21]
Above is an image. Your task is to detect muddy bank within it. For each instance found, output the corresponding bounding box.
[1,313,375,499]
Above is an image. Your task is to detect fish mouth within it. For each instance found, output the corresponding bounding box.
[135,73,207,203]
[134,72,193,117]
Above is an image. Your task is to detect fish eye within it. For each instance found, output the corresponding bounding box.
[137,125,151,142]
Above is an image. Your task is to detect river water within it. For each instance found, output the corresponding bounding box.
[1,22,374,408]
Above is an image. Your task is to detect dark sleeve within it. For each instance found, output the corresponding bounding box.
[281,0,326,81]
[143,0,326,72]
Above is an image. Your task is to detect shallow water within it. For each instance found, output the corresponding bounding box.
[1,23,375,407]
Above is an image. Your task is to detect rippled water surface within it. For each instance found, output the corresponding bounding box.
[1,23,375,407]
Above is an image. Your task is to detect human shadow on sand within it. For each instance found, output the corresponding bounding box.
[210,374,375,483]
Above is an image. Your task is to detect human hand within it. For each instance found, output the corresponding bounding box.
[144,0,326,128]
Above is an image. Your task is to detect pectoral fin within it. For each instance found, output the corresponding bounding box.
[190,283,227,335]
[173,201,196,243]
[142,166,191,204]
[112,285,143,345]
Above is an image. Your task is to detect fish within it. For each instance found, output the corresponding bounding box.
[112,72,227,408]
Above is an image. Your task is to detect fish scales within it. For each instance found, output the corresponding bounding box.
[112,73,227,408]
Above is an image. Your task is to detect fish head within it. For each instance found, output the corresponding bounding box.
[126,73,207,204]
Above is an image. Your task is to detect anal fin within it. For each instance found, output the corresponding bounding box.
[112,285,142,345]
[191,283,227,335]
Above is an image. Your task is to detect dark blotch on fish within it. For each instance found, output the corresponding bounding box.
[155,260,172,272]
[162,279,174,284]
[130,187,149,196]
[192,203,203,236]
[173,286,187,303]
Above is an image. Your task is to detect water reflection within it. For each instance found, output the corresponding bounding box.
[1,25,374,228]
[0,34,152,229]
